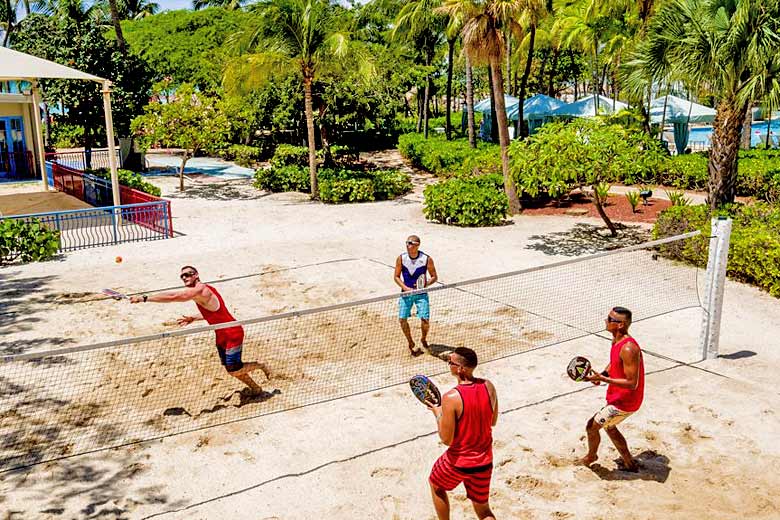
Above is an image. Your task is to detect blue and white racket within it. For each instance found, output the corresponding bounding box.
[409,374,441,406]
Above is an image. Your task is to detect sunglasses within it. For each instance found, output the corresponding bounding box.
[606,316,624,323]
[180,272,197,280]
[406,241,420,246]
[447,359,463,368]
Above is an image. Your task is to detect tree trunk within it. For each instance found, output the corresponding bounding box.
[423,76,430,139]
[179,153,189,192]
[592,46,600,115]
[592,190,617,236]
[303,76,319,200]
[517,24,536,139]
[465,55,476,149]
[2,0,13,46]
[445,38,455,140]
[489,55,521,215]
[318,103,333,167]
[548,48,559,96]
[505,32,512,94]
[107,0,128,57]
[740,104,752,150]
[416,89,423,133]
[488,65,499,142]
[708,96,749,209]
[766,103,773,148]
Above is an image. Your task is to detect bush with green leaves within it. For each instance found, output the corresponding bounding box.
[398,134,500,177]
[653,203,780,297]
[662,153,708,190]
[86,168,162,197]
[0,218,60,265]
[221,144,263,167]
[270,144,310,168]
[50,123,85,149]
[254,165,411,203]
[423,174,509,227]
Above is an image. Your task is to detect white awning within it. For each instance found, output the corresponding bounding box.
[0,47,105,83]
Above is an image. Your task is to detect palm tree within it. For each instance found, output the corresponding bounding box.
[515,0,548,138]
[633,0,780,208]
[439,0,523,214]
[225,0,350,200]
[106,0,128,56]
[393,0,444,139]
[193,0,245,10]
[120,0,159,19]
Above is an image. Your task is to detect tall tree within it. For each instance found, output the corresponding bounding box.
[226,0,351,200]
[107,0,128,55]
[393,0,444,139]
[440,0,523,214]
[515,0,547,138]
[633,0,780,209]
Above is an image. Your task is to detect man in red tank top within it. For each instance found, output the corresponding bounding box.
[427,347,499,520]
[581,306,644,472]
[130,266,270,396]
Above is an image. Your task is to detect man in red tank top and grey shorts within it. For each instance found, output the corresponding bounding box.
[582,306,644,472]
[427,347,499,520]
[130,266,270,396]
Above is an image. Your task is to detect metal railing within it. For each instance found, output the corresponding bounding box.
[1,202,172,252]
[0,151,35,181]
[47,160,173,237]
[45,149,121,172]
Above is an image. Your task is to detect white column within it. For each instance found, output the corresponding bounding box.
[30,82,49,191]
[102,80,121,207]
[698,217,733,360]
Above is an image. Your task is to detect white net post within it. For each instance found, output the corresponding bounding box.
[699,217,733,360]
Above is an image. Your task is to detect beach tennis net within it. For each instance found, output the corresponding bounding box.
[0,231,703,470]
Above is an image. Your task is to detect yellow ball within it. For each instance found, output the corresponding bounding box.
[115,256,123,264]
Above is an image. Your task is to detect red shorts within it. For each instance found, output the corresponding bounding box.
[429,454,493,504]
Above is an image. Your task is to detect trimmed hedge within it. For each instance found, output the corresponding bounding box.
[398,134,501,177]
[653,203,780,297]
[0,218,60,265]
[221,144,263,167]
[423,174,508,227]
[86,168,161,197]
[254,165,412,203]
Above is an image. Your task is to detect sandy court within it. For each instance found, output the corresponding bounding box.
[0,190,92,216]
[1,174,779,519]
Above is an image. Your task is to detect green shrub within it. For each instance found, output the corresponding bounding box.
[254,165,310,192]
[86,168,162,197]
[0,218,60,265]
[653,203,780,297]
[222,144,262,167]
[662,154,708,190]
[423,175,509,226]
[255,166,411,202]
[51,123,84,149]
[270,144,310,168]
[319,178,375,203]
[398,134,500,177]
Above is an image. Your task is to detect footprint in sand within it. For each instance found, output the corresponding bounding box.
[370,467,403,479]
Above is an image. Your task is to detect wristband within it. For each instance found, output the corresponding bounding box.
[143,295,148,303]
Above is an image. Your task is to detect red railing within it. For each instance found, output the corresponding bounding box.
[48,155,172,236]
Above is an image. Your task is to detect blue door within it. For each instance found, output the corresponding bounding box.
[0,116,30,179]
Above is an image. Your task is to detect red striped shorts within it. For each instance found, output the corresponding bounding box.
[429,454,493,504]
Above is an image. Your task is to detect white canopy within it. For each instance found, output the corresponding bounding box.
[649,95,716,124]
[0,47,105,82]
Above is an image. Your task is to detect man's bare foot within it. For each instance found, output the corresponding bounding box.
[581,454,598,466]
[421,339,430,352]
[241,386,264,397]
[408,344,424,357]
[617,460,639,472]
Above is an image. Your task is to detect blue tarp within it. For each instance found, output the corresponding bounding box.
[473,95,520,115]
[506,94,566,121]
[549,94,628,118]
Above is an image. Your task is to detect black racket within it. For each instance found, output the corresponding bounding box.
[567,356,592,382]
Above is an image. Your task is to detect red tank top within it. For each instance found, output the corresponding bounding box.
[446,380,494,468]
[195,285,244,348]
[606,337,644,412]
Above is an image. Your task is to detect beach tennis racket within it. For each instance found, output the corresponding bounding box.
[101,288,128,300]
[567,356,592,382]
[409,375,441,407]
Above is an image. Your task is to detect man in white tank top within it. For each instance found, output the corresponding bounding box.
[394,235,438,356]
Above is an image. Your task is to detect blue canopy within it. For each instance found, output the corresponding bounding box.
[650,95,716,152]
[549,94,628,118]
[473,94,520,115]
[506,94,566,121]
